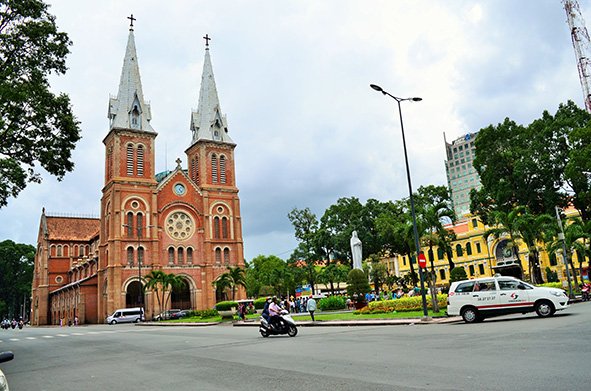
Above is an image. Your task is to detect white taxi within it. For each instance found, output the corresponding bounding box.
[447,276,569,323]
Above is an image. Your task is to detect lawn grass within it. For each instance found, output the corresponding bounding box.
[159,309,449,323]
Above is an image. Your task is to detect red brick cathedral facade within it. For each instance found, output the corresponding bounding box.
[31,28,245,325]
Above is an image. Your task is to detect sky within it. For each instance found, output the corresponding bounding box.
[0,0,585,261]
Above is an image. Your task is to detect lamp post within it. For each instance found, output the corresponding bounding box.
[370,83,429,320]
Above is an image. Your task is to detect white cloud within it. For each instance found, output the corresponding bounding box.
[0,0,583,262]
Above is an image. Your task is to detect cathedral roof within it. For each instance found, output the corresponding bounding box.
[45,216,100,241]
[108,28,154,132]
[190,44,234,145]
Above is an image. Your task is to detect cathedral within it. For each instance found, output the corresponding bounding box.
[30,24,245,325]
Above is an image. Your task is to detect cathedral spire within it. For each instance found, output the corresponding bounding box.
[108,19,154,132]
[190,36,233,144]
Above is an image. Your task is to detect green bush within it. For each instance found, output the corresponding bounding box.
[193,309,218,318]
[367,294,448,312]
[254,297,267,310]
[545,267,559,283]
[347,269,371,299]
[537,282,563,289]
[318,296,347,311]
[214,301,237,311]
[450,267,467,283]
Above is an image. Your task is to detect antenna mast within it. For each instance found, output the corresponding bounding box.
[564,0,591,112]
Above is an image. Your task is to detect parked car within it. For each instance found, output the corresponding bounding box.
[106,307,144,325]
[169,310,192,320]
[447,276,569,323]
[0,351,14,391]
[153,309,181,321]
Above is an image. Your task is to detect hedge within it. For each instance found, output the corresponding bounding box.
[254,297,267,310]
[318,296,347,311]
[214,301,237,311]
[363,294,448,313]
[537,282,563,289]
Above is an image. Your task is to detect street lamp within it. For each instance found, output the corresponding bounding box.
[370,83,429,320]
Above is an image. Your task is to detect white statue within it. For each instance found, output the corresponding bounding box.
[350,230,363,270]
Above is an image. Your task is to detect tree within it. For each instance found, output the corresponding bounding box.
[546,217,590,288]
[317,262,350,294]
[143,270,186,314]
[212,266,247,301]
[0,0,82,207]
[288,207,322,293]
[449,266,467,283]
[347,268,370,301]
[247,255,292,297]
[0,240,34,318]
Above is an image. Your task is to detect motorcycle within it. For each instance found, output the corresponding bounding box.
[17,321,23,330]
[0,351,13,391]
[582,284,590,302]
[9,321,15,330]
[259,309,298,338]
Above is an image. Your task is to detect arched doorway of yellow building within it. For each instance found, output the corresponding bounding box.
[493,239,523,279]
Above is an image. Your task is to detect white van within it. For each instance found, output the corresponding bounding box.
[106,307,144,324]
[447,276,569,323]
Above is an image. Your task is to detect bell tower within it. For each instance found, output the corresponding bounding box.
[99,17,158,318]
[185,35,244,285]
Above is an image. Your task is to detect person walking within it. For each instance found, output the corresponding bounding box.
[306,295,317,322]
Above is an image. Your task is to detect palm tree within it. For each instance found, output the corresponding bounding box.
[546,217,590,288]
[484,207,527,279]
[144,270,186,314]
[212,266,247,301]
[513,210,555,284]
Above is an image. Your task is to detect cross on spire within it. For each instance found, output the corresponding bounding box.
[203,34,211,48]
[127,14,136,31]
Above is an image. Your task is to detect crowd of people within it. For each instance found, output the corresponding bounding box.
[1,317,24,330]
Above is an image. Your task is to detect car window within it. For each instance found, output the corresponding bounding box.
[455,281,475,293]
[474,280,496,291]
[498,280,520,290]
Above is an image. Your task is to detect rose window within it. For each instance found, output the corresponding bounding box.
[166,211,194,240]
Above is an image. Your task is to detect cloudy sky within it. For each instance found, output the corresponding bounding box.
[0,0,585,261]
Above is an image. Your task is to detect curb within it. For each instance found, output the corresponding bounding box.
[232,317,462,327]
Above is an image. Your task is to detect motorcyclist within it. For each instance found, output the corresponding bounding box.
[261,297,272,323]
[268,296,283,330]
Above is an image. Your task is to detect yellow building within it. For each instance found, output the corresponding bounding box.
[390,209,588,287]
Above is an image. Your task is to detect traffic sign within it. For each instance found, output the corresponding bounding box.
[418,252,427,268]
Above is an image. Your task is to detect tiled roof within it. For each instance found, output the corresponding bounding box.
[45,217,100,241]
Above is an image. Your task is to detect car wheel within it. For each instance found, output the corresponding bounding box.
[461,307,480,324]
[109,320,117,325]
[287,326,298,337]
[134,318,140,323]
[535,300,555,318]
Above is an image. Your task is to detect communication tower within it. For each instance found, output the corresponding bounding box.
[564,0,591,112]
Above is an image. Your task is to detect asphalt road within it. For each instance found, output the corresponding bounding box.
[1,303,590,391]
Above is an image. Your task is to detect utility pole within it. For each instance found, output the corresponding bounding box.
[555,206,575,299]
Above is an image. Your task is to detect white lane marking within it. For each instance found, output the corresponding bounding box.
[71,333,84,336]
[9,338,19,341]
[26,337,37,340]
[57,334,68,337]
[42,335,54,338]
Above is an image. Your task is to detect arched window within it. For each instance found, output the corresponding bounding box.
[137,145,144,176]
[50,245,56,257]
[428,249,434,262]
[137,213,143,237]
[126,212,134,237]
[178,247,184,264]
[187,247,193,263]
[131,105,140,128]
[456,244,464,257]
[213,217,220,239]
[219,155,226,184]
[63,245,69,257]
[223,248,230,264]
[126,144,134,176]
[137,246,144,265]
[466,242,472,256]
[57,245,62,257]
[168,247,175,264]
[221,217,228,239]
[211,154,218,183]
[191,157,199,184]
[437,248,444,260]
[74,245,79,257]
[127,247,134,265]
[215,248,222,264]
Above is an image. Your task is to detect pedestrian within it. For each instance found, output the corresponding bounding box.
[74,316,79,326]
[306,295,317,322]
